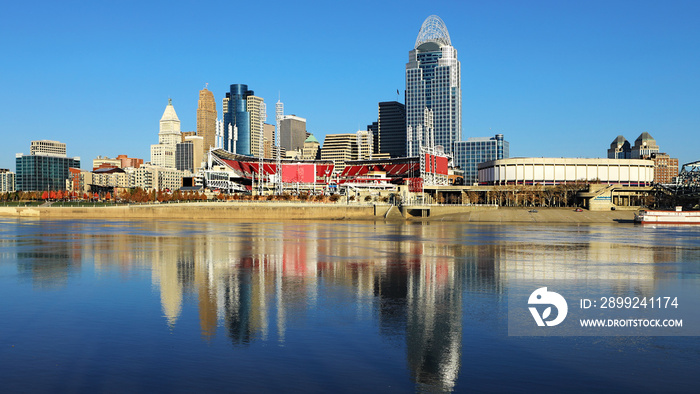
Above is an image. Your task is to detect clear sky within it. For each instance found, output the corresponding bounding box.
[1,0,698,170]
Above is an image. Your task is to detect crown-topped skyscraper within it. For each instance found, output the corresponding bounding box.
[197,87,217,156]
[406,15,461,156]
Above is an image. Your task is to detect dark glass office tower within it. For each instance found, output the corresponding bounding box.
[378,101,406,158]
[223,84,254,155]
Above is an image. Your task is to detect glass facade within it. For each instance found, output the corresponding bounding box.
[223,84,254,156]
[15,154,80,191]
[176,142,194,173]
[454,134,509,185]
[406,16,461,156]
[377,101,406,158]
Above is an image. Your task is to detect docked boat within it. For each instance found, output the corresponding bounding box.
[634,207,700,225]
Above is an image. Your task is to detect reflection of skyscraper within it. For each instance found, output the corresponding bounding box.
[406,15,461,156]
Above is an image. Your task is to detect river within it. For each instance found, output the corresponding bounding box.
[1,218,699,392]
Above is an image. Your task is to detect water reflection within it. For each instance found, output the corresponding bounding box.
[4,220,698,392]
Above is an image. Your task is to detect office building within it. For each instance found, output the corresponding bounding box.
[151,99,181,168]
[651,153,679,184]
[320,131,382,172]
[608,135,631,159]
[176,136,203,173]
[406,15,461,156]
[1,169,15,192]
[302,134,321,161]
[632,132,660,159]
[223,84,257,156]
[280,115,307,153]
[366,121,379,155]
[263,123,275,158]
[247,95,265,158]
[454,134,509,185]
[197,87,217,156]
[377,101,406,157]
[15,140,80,191]
[30,140,66,157]
[321,133,359,172]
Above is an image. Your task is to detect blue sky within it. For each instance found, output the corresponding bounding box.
[1,0,698,170]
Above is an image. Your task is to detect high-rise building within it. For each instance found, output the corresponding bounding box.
[321,133,358,173]
[377,101,406,157]
[223,84,257,156]
[15,140,80,191]
[247,95,265,158]
[631,132,660,159]
[197,87,217,156]
[366,121,379,155]
[280,115,307,153]
[406,15,461,156]
[454,134,508,185]
[151,99,181,168]
[1,169,15,193]
[263,123,275,158]
[608,135,631,159]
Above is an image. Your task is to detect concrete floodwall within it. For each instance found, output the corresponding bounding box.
[28,202,378,220]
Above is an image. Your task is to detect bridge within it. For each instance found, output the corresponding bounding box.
[653,160,700,207]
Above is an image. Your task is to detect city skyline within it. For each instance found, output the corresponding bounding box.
[1,1,699,171]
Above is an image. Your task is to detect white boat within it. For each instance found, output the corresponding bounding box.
[634,207,700,225]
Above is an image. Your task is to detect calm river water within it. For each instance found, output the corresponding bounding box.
[1,218,700,393]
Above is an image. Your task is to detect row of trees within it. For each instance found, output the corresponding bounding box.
[0,189,206,203]
[215,192,342,202]
[118,188,208,203]
[462,184,591,207]
[0,191,104,202]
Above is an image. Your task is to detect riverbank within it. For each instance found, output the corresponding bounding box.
[0,202,636,223]
[451,207,635,223]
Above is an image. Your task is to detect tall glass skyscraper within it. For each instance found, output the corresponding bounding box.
[223,84,254,155]
[406,15,461,156]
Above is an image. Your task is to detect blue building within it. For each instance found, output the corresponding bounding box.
[223,84,254,156]
[15,153,80,191]
[454,134,508,185]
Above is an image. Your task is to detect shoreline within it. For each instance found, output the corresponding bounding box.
[0,202,636,223]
